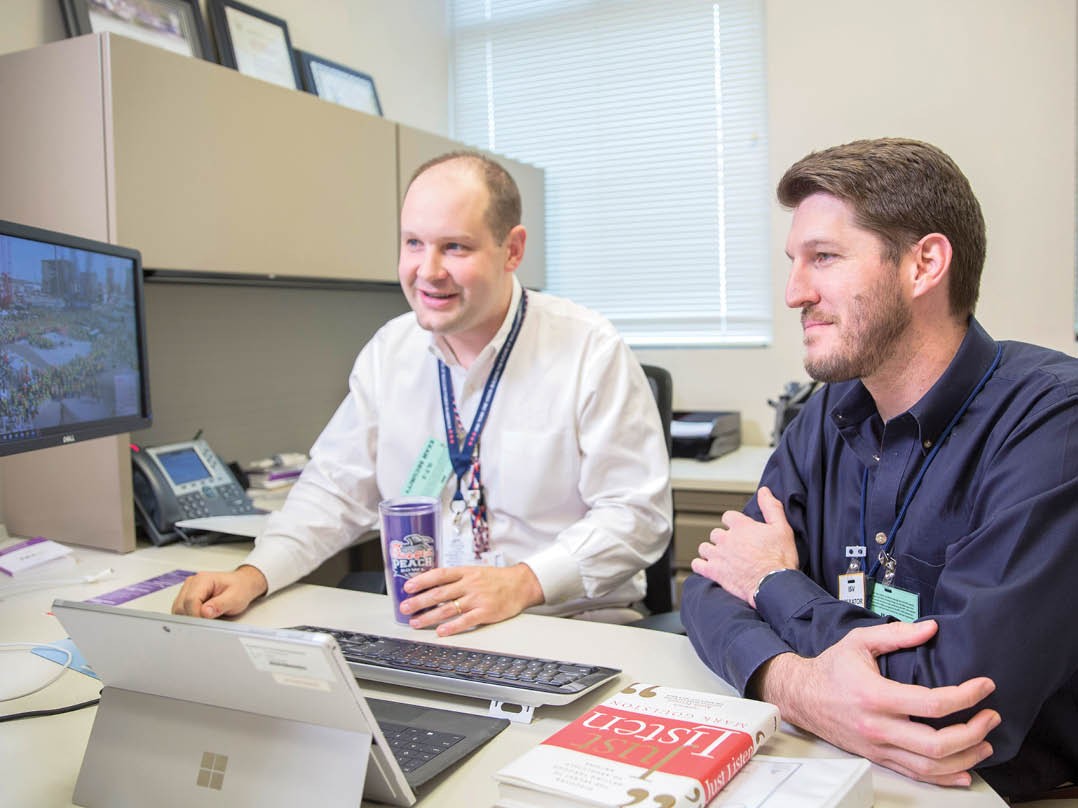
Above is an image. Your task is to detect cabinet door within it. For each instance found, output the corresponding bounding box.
[397,125,546,289]
[107,36,399,282]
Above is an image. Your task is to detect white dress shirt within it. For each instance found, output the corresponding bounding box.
[244,277,672,616]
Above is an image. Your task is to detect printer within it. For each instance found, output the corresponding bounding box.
[671,411,741,461]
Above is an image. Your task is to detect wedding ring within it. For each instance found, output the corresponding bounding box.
[452,599,463,615]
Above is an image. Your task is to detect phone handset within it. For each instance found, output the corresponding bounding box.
[131,446,183,545]
[131,439,258,546]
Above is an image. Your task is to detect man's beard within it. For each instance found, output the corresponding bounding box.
[803,270,911,383]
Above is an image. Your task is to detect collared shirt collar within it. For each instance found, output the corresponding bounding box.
[427,275,523,369]
[830,317,998,453]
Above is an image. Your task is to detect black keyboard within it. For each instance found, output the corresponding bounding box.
[378,722,465,773]
[289,625,621,709]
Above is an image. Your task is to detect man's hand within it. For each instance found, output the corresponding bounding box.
[757,620,999,787]
[399,563,545,636]
[690,486,799,605]
[171,565,268,619]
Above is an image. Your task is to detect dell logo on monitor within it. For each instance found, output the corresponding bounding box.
[61,434,76,444]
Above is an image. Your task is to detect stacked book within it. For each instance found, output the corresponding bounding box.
[242,453,308,489]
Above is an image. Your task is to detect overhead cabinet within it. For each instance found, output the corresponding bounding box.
[0,33,543,286]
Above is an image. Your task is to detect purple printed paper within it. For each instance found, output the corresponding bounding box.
[85,569,195,605]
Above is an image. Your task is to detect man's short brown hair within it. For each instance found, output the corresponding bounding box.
[777,138,986,317]
[407,151,522,245]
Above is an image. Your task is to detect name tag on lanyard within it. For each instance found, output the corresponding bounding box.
[837,572,867,608]
[869,581,920,622]
[402,439,453,497]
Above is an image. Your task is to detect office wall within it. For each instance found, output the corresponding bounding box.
[0,0,449,133]
[636,0,1077,443]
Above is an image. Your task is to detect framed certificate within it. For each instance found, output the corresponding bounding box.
[207,0,301,90]
[60,0,214,61]
[295,50,383,116]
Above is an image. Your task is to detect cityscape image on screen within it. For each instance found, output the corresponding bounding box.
[0,221,151,456]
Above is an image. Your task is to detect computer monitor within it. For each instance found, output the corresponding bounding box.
[0,218,151,457]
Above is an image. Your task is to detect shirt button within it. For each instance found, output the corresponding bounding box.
[874,532,887,545]
[923,440,933,449]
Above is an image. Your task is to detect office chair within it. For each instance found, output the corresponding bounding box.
[631,365,685,633]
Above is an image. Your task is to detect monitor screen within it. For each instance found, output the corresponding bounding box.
[0,218,152,457]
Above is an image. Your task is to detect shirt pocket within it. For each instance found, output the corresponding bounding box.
[893,550,945,606]
[491,428,581,524]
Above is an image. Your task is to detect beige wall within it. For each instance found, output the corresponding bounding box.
[637,0,1077,443]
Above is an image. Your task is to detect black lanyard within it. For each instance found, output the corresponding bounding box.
[859,343,1003,578]
[437,290,528,504]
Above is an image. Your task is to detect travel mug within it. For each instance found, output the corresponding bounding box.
[380,496,440,624]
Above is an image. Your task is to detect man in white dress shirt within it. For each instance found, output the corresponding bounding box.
[172,151,672,635]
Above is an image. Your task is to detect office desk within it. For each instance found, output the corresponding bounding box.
[0,541,1007,808]
[670,446,772,571]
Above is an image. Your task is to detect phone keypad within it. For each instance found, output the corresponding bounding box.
[178,484,259,518]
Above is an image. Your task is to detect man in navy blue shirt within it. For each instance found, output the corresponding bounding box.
[682,138,1077,800]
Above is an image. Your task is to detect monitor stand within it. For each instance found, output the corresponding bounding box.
[0,435,136,552]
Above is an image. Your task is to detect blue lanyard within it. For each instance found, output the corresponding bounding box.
[438,290,528,503]
[859,343,1003,577]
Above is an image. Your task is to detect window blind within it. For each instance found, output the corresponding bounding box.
[449,0,771,347]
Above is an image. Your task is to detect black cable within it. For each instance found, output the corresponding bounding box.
[0,694,101,722]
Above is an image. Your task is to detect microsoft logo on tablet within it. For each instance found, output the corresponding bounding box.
[196,751,228,790]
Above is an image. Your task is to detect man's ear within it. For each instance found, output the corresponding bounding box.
[909,233,952,300]
[503,225,527,273]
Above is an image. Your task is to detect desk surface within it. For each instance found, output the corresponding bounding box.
[670,445,773,494]
[0,539,1008,808]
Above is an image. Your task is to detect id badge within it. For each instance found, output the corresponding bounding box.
[478,550,505,568]
[402,439,452,497]
[441,527,472,568]
[837,572,867,608]
[868,581,920,622]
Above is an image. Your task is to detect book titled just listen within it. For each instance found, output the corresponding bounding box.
[494,682,781,808]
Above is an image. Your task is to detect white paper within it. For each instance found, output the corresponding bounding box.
[671,420,715,439]
[0,538,72,575]
[714,755,873,808]
[175,513,268,537]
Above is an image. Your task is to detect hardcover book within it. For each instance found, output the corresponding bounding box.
[494,682,781,808]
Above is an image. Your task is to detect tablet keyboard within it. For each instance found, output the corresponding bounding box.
[289,625,621,711]
[377,722,465,773]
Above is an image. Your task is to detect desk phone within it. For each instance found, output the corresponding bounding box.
[131,439,259,545]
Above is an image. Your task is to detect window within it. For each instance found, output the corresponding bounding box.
[449,0,770,347]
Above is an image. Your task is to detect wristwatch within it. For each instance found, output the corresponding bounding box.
[752,568,789,604]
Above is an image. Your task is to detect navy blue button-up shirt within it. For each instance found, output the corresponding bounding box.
[682,319,1078,798]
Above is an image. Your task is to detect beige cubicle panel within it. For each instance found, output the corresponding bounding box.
[106,35,399,282]
[397,124,547,290]
[0,35,135,552]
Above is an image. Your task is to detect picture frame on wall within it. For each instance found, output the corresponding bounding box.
[295,50,383,117]
[207,0,302,91]
[59,0,214,61]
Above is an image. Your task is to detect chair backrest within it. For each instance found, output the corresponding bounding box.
[640,364,674,615]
